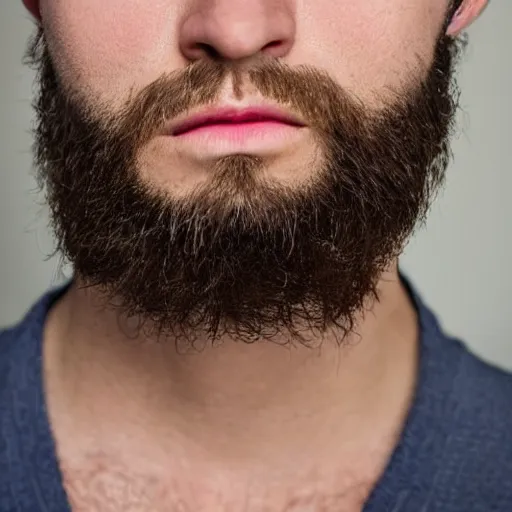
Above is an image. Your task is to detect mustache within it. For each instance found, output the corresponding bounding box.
[115,56,359,150]
[30,44,368,156]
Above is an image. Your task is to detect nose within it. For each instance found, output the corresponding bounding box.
[179,0,296,63]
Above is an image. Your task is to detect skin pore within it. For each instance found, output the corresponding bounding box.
[23,0,487,509]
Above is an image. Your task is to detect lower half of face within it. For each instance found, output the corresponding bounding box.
[30,0,460,344]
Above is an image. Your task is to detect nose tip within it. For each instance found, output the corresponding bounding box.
[179,1,296,63]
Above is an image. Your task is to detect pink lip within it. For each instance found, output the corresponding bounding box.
[170,106,306,136]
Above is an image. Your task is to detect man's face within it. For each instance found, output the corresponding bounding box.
[29,0,462,346]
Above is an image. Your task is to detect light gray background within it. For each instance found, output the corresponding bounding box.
[1,3,510,367]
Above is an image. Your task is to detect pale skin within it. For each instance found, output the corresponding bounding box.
[24,0,487,510]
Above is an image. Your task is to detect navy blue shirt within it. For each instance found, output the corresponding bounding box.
[1,280,512,511]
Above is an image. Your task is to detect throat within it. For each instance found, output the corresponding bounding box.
[43,271,418,510]
[51,327,407,465]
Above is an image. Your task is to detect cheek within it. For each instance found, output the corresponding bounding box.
[297,1,446,101]
[40,0,179,105]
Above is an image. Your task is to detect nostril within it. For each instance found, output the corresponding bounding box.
[195,43,222,60]
[264,40,283,50]
[182,42,222,62]
[261,39,293,58]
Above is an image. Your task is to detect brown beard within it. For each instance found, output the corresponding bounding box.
[26,27,463,348]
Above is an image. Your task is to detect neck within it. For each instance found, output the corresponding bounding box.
[43,263,419,469]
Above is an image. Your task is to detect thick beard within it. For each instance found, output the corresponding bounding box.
[26,29,463,348]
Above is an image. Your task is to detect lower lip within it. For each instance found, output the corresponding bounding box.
[169,121,306,157]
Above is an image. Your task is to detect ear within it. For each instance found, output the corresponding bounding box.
[447,0,490,36]
[22,0,41,21]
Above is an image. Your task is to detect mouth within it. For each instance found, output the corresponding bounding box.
[160,104,308,158]
[170,106,307,136]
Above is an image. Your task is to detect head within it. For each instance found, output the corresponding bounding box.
[23,0,487,347]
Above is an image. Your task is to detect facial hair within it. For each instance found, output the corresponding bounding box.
[26,28,463,348]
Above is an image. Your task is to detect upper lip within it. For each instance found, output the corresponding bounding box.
[168,105,307,136]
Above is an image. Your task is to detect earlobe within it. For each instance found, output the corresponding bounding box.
[446,0,489,36]
[22,0,41,21]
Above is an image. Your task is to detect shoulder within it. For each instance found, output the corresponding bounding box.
[0,285,65,391]
[0,282,70,361]
[0,319,30,510]
[0,309,40,381]
[0,325,19,509]
[0,287,68,510]
[401,273,512,511]
[0,285,69,415]
[450,346,512,443]
[435,344,512,510]
[0,323,24,394]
